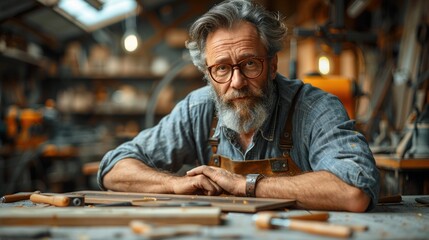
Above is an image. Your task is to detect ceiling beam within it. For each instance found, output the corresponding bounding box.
[136,0,212,55]
[0,1,43,24]
[4,18,59,49]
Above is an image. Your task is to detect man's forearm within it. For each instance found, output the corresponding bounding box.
[257,171,370,212]
[103,158,175,193]
[103,158,223,195]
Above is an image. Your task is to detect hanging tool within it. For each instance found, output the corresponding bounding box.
[30,193,84,207]
[293,0,377,54]
[254,212,353,238]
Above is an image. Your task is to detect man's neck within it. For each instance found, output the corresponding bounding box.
[238,130,255,151]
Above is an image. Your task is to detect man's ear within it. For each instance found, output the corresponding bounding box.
[270,55,278,79]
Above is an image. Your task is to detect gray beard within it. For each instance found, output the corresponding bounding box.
[210,79,275,134]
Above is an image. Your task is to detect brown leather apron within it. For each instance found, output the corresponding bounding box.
[208,85,303,177]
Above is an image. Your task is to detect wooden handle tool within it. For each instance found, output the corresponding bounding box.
[130,220,201,239]
[30,194,84,207]
[1,191,40,203]
[288,212,330,221]
[378,195,402,204]
[255,212,352,238]
[255,211,330,222]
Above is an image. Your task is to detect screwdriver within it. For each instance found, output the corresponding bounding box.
[254,212,353,238]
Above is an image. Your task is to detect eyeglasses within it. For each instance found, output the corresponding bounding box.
[207,57,265,84]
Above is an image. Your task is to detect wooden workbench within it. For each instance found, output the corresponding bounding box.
[0,195,428,239]
[375,155,429,196]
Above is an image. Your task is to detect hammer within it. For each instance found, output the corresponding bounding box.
[254,212,352,238]
[30,193,84,207]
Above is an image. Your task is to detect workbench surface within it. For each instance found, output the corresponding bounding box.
[1,195,428,239]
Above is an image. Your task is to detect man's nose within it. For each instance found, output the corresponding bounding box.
[230,67,247,89]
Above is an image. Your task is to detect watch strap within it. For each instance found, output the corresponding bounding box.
[246,174,264,197]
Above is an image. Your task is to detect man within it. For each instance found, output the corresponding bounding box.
[97,0,379,212]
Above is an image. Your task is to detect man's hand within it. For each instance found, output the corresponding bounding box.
[187,166,371,212]
[171,174,223,196]
[186,165,246,196]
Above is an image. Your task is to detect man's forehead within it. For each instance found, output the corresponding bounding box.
[205,22,265,63]
[207,21,259,40]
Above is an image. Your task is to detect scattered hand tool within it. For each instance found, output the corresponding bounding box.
[286,212,330,221]
[378,195,402,204]
[130,220,201,239]
[95,201,133,207]
[415,196,429,205]
[30,193,84,207]
[1,191,41,203]
[254,212,353,238]
[264,212,367,232]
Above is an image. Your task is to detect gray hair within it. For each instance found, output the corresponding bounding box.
[186,0,287,74]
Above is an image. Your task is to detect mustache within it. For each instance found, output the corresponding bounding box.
[222,88,264,102]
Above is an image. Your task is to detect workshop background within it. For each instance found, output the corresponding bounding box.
[0,0,428,197]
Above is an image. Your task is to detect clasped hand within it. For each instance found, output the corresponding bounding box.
[175,165,245,196]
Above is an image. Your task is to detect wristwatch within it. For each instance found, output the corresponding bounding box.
[245,174,264,197]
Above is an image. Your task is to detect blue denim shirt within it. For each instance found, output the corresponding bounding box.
[98,74,380,208]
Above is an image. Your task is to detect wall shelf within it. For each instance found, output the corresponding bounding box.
[0,46,46,68]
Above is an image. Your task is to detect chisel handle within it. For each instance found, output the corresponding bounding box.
[1,191,40,203]
[288,212,330,221]
[30,194,70,207]
[378,195,402,203]
[287,219,352,238]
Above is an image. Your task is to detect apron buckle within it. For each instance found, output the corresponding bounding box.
[270,159,288,172]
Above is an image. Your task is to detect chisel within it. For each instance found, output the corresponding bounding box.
[1,191,41,203]
[30,193,84,207]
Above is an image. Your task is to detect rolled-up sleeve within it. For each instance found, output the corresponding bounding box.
[298,87,380,210]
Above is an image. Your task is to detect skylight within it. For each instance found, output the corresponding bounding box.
[57,0,138,31]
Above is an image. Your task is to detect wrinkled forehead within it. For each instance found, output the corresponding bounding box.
[205,21,266,62]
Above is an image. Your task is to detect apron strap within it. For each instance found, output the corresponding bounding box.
[208,113,219,154]
[279,84,304,155]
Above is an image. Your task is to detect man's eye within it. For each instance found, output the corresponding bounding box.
[242,59,257,68]
[245,60,255,66]
[215,64,229,72]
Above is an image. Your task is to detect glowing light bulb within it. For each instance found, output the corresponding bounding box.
[123,34,138,52]
[318,56,330,75]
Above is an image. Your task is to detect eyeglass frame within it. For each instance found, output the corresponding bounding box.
[206,56,268,84]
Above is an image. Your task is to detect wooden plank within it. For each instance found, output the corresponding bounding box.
[73,190,296,213]
[0,207,221,226]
